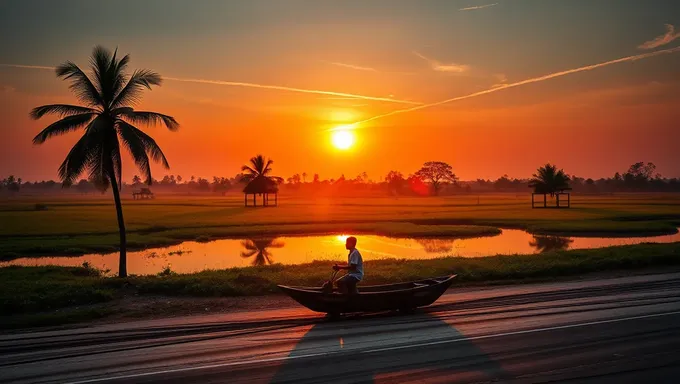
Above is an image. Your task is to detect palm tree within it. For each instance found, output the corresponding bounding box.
[30,46,179,277]
[528,163,570,197]
[241,155,283,184]
[240,238,285,266]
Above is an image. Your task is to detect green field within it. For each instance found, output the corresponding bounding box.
[1,193,679,258]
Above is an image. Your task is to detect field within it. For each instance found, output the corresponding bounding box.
[2,192,680,328]
[1,193,680,258]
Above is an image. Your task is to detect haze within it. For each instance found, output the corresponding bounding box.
[1,0,679,181]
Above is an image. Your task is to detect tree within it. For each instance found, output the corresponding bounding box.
[302,172,307,183]
[624,162,657,189]
[240,238,285,266]
[415,161,458,196]
[177,175,183,184]
[385,170,406,194]
[212,176,231,195]
[132,175,142,185]
[313,174,320,183]
[241,154,282,184]
[529,235,573,253]
[30,46,178,277]
[4,175,21,193]
[528,164,570,196]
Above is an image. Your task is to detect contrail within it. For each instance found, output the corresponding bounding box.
[0,63,421,105]
[163,77,421,105]
[459,3,499,11]
[0,63,55,70]
[350,45,680,127]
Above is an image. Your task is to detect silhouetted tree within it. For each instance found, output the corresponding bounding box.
[313,173,320,183]
[240,238,285,266]
[528,164,570,197]
[302,172,307,183]
[624,162,657,190]
[529,235,573,253]
[132,175,142,185]
[4,175,21,193]
[212,176,231,195]
[385,170,406,195]
[30,46,178,277]
[415,161,458,196]
[241,155,282,184]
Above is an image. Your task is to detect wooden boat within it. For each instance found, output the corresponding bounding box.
[278,275,456,315]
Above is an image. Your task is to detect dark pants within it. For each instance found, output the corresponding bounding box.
[337,274,360,294]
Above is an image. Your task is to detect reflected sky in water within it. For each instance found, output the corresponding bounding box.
[2,229,679,275]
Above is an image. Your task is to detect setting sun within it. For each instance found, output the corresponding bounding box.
[331,130,355,150]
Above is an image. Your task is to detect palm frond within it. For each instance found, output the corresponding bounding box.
[119,110,179,131]
[111,69,162,108]
[30,104,97,120]
[240,250,258,258]
[262,159,274,175]
[33,113,96,144]
[57,118,105,186]
[110,52,130,103]
[117,120,170,169]
[90,46,114,106]
[241,165,258,175]
[55,62,104,106]
[117,121,152,184]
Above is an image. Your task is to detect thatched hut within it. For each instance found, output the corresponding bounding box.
[243,176,279,207]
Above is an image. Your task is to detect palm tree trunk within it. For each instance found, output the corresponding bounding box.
[108,170,127,277]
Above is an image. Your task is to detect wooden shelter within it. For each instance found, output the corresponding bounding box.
[532,188,571,208]
[243,176,279,207]
[132,188,154,200]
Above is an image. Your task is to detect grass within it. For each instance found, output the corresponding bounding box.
[1,193,679,258]
[3,241,680,329]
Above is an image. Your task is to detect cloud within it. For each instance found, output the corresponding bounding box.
[0,63,421,105]
[413,51,470,73]
[459,3,498,11]
[2,85,16,93]
[327,61,378,72]
[353,45,680,126]
[638,24,680,49]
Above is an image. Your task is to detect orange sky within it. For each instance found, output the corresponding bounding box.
[1,1,680,182]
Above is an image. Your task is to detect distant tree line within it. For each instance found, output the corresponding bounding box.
[4,161,680,197]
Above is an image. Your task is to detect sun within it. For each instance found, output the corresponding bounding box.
[331,130,355,150]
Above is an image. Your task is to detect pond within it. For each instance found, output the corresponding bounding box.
[2,229,679,275]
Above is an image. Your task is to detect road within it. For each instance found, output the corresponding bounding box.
[3,272,680,383]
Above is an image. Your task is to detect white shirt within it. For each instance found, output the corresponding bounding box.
[348,248,364,281]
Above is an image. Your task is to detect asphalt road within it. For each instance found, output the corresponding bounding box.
[3,272,680,383]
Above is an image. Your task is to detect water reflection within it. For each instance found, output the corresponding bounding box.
[240,238,285,266]
[529,235,574,253]
[270,312,506,383]
[3,229,680,275]
[415,238,455,253]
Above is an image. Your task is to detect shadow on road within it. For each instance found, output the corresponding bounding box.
[270,311,506,383]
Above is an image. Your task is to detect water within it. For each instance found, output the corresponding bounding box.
[2,229,679,275]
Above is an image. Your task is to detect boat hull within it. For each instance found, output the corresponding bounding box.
[278,275,456,314]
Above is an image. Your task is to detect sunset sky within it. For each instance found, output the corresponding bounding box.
[1,0,679,182]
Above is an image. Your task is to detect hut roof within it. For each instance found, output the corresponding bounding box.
[243,176,279,194]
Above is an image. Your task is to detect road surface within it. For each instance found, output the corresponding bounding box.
[3,272,680,383]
